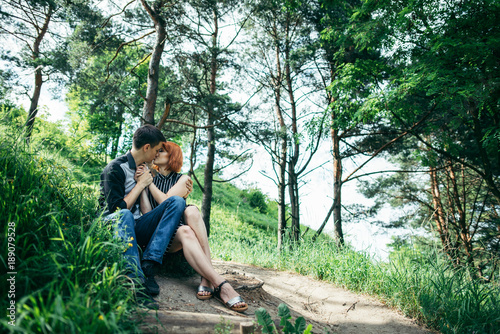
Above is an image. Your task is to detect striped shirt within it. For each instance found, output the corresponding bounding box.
[148,172,183,209]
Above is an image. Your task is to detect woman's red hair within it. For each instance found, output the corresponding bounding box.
[153,141,183,173]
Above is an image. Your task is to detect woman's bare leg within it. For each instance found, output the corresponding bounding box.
[183,206,212,292]
[169,226,246,309]
[184,206,211,261]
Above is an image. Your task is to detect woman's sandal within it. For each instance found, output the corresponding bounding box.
[213,280,248,313]
[197,277,214,300]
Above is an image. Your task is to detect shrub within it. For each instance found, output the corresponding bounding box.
[0,128,138,333]
[245,188,268,214]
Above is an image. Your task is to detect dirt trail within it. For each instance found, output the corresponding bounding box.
[140,260,434,334]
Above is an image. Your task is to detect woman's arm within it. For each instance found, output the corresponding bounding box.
[170,175,193,199]
[135,164,153,214]
[149,175,193,204]
[139,188,153,214]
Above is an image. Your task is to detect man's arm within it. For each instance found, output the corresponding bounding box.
[101,166,127,212]
[124,171,153,209]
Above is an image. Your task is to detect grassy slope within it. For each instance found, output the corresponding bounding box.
[0,127,138,333]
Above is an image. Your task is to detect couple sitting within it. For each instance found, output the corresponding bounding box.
[99,124,247,312]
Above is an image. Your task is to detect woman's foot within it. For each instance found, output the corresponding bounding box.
[213,280,248,312]
[197,277,213,300]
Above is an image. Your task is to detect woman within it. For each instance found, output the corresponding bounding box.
[137,141,248,313]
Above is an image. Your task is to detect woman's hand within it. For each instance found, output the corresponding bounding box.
[136,166,152,189]
[135,164,148,182]
[185,177,193,197]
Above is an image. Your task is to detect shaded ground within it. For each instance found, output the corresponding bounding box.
[140,261,435,333]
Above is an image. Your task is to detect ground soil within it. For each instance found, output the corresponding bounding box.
[139,260,435,334]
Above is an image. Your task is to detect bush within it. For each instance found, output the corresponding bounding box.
[0,127,138,333]
[243,188,268,214]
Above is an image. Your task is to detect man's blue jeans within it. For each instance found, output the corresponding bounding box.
[104,209,144,281]
[135,196,185,263]
[104,196,185,281]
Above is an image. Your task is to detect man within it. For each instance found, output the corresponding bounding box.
[99,124,185,308]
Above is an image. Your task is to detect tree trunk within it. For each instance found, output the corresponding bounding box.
[277,143,287,249]
[312,202,334,241]
[201,114,215,236]
[429,166,452,258]
[111,119,123,158]
[284,17,300,242]
[288,162,299,242]
[140,0,167,125]
[25,7,53,142]
[201,8,219,236]
[272,23,287,250]
[25,67,44,142]
[332,125,344,245]
[189,124,197,178]
[469,105,500,205]
[448,163,475,268]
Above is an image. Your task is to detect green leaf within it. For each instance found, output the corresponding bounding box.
[303,324,313,334]
[255,307,275,334]
[278,303,292,326]
[294,317,306,333]
[284,321,295,333]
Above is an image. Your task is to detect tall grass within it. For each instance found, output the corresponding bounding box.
[0,126,138,333]
[202,195,500,334]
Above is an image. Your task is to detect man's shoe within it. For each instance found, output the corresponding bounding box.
[142,260,160,296]
[136,289,159,310]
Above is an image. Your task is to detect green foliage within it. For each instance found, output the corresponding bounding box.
[0,124,138,333]
[255,307,276,333]
[242,187,268,214]
[0,105,105,184]
[386,248,500,333]
[214,317,234,334]
[355,0,500,192]
[66,45,151,158]
[255,304,313,334]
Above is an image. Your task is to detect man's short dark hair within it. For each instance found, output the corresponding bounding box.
[132,124,166,149]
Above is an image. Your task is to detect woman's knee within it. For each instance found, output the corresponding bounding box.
[184,206,201,221]
[176,225,196,241]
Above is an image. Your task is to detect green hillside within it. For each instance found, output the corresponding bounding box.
[1,119,499,334]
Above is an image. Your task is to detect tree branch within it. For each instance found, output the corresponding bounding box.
[213,160,253,183]
[101,0,136,28]
[104,30,155,83]
[343,105,436,183]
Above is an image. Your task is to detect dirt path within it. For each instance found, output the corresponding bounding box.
[141,260,434,333]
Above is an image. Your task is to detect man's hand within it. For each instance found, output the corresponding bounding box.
[137,169,153,189]
[135,164,148,182]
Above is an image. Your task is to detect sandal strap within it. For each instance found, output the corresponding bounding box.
[226,296,245,308]
[214,280,228,295]
[198,285,214,294]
